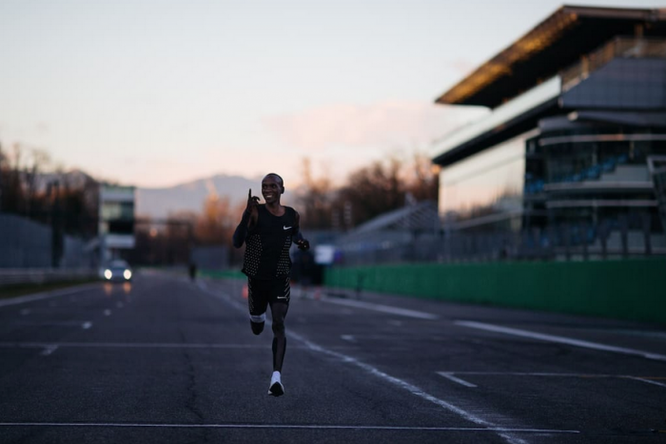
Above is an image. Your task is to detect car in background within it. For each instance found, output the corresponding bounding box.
[103,259,133,283]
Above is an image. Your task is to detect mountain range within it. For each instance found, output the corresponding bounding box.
[135,173,295,219]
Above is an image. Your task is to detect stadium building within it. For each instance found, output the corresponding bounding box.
[430,5,666,257]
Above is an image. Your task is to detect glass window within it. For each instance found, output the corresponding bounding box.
[101,201,134,221]
[439,130,534,220]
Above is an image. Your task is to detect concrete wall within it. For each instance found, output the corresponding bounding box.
[0,213,95,269]
[324,259,666,325]
[0,214,52,267]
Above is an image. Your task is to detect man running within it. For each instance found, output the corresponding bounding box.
[232,173,309,396]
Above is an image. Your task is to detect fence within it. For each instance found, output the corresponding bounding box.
[335,216,666,267]
[0,213,97,286]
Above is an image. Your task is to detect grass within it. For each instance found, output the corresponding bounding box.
[0,279,100,300]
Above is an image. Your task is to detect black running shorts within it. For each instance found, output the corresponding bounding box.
[248,276,290,316]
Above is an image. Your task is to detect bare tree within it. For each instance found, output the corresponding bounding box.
[296,158,335,230]
[404,150,439,203]
[335,156,405,228]
[195,194,238,245]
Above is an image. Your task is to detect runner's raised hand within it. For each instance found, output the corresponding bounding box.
[245,188,260,214]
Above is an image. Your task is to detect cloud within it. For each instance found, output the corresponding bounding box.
[264,100,485,152]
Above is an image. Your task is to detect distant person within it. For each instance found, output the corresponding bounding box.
[188,262,197,281]
[232,173,310,396]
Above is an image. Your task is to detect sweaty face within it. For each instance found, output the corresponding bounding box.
[261,175,283,203]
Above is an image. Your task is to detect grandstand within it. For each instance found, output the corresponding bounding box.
[430,5,666,260]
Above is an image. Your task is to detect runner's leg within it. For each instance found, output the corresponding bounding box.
[247,278,267,335]
[270,301,289,372]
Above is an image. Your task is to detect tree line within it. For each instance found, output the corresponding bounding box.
[0,142,99,238]
[1,140,438,266]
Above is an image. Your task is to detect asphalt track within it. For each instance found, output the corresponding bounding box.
[0,271,664,443]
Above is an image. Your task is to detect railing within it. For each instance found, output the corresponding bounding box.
[561,37,666,92]
[648,155,666,233]
[335,215,666,266]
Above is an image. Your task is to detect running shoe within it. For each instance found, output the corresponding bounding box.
[268,371,284,396]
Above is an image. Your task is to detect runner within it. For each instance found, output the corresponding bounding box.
[232,173,310,396]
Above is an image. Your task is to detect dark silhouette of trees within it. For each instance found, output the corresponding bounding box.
[336,156,404,227]
[297,150,440,230]
[0,142,98,238]
[296,158,335,230]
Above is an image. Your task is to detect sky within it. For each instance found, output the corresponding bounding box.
[1,0,664,189]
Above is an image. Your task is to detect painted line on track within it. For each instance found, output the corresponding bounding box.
[322,297,439,320]
[199,280,531,444]
[40,345,58,356]
[0,422,580,434]
[436,372,477,388]
[455,320,666,362]
[435,371,666,389]
[624,376,666,388]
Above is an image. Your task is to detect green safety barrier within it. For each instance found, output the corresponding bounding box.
[198,269,246,280]
[324,258,666,325]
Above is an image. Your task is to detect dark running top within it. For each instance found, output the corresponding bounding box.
[242,205,297,280]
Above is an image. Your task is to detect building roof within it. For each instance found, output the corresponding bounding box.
[434,5,666,109]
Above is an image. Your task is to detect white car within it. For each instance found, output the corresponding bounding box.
[103,260,133,282]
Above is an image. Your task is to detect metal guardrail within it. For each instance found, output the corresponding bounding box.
[0,269,98,287]
[336,221,666,267]
[561,37,666,92]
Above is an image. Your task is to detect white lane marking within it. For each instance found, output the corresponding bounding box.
[323,298,439,320]
[437,372,477,388]
[199,282,528,444]
[82,322,92,330]
[288,332,528,444]
[0,284,99,308]
[340,335,356,343]
[116,302,124,308]
[456,321,666,362]
[624,376,666,389]
[0,422,580,434]
[437,371,666,389]
[103,310,112,316]
[20,309,31,315]
[40,345,58,356]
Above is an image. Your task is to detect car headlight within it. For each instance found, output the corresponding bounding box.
[124,270,132,280]
[104,269,112,280]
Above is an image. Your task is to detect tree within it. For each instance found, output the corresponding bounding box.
[195,194,238,245]
[404,151,439,203]
[293,150,440,230]
[296,158,335,230]
[335,156,405,228]
[0,142,26,214]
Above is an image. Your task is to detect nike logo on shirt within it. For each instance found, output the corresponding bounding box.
[283,226,292,230]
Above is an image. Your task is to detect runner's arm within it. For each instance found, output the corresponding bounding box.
[232,211,252,248]
[293,212,310,251]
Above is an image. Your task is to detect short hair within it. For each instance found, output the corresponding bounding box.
[265,173,284,187]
